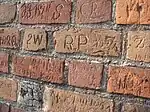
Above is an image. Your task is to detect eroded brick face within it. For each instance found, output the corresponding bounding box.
[116,0,150,24]
[54,28,121,57]
[0,103,9,112]
[127,31,150,62]
[68,61,103,89]
[19,0,71,24]
[122,103,150,112]
[23,29,47,51]
[0,4,16,23]
[0,78,18,101]
[107,66,150,98]
[0,28,20,48]
[43,87,114,112]
[76,0,112,23]
[0,52,8,73]
[12,55,64,84]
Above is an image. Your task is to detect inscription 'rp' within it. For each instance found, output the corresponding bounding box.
[23,29,47,51]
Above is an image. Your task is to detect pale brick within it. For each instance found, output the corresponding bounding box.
[127,31,150,62]
[23,29,47,51]
[0,4,16,23]
[0,78,18,101]
[54,28,121,57]
[43,87,114,112]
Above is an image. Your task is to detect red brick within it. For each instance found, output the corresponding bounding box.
[43,87,114,112]
[12,55,64,84]
[0,28,20,48]
[54,28,121,57]
[116,0,150,24]
[0,103,9,112]
[0,52,8,73]
[107,66,150,98]
[0,78,18,101]
[68,61,103,89]
[0,4,16,23]
[127,31,150,62]
[19,0,71,24]
[76,0,112,23]
[122,103,150,112]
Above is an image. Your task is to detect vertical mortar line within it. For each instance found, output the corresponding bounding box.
[112,0,116,26]
[69,0,76,28]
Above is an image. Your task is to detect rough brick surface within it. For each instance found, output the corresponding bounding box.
[43,87,114,112]
[23,29,47,51]
[0,28,20,48]
[12,55,64,83]
[11,107,24,112]
[68,61,103,89]
[127,31,150,62]
[116,0,150,24]
[0,3,16,23]
[0,52,8,73]
[0,103,9,112]
[0,78,18,101]
[76,0,112,23]
[122,103,150,112]
[54,28,121,57]
[107,66,150,98]
[19,0,71,24]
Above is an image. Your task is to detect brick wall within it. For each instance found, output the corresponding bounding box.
[0,0,150,112]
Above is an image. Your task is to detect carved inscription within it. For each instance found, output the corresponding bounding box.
[20,0,71,24]
[0,53,8,73]
[107,66,150,98]
[116,0,150,24]
[43,87,114,112]
[76,0,112,23]
[23,29,47,51]
[0,78,17,101]
[68,61,103,89]
[54,28,121,57]
[0,28,20,48]
[127,31,150,62]
[12,55,64,83]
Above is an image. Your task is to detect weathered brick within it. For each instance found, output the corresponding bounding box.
[0,78,18,101]
[122,103,150,112]
[19,0,71,24]
[43,87,114,112]
[11,107,25,112]
[0,28,20,48]
[107,66,150,98]
[54,28,121,57]
[0,103,9,112]
[68,61,103,89]
[0,3,16,23]
[0,52,8,73]
[12,55,64,83]
[76,0,112,23]
[127,31,150,62]
[116,0,150,24]
[23,29,47,51]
